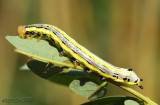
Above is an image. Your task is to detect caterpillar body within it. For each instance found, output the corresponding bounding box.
[17,24,143,89]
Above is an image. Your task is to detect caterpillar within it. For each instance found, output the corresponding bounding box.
[17,24,143,89]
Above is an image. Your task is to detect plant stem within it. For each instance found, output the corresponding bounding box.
[14,49,158,105]
[120,86,157,105]
[14,49,84,71]
[107,79,158,105]
[88,81,107,99]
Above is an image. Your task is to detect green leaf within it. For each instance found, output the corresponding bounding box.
[5,36,68,62]
[124,99,140,105]
[27,60,104,86]
[27,60,107,99]
[69,79,106,100]
[27,60,64,79]
[20,64,30,70]
[82,96,144,105]
[6,36,107,100]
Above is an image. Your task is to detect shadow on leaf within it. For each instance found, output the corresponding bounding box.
[27,60,64,79]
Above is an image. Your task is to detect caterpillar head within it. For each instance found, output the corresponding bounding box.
[17,26,26,38]
[127,69,143,89]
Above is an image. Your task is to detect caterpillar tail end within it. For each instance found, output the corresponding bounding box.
[17,26,26,39]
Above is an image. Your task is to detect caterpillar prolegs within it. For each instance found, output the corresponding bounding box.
[17,24,143,89]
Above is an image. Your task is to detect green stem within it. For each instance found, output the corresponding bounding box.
[14,49,84,71]
[107,79,158,105]
[88,81,107,99]
[119,85,157,105]
[14,49,158,105]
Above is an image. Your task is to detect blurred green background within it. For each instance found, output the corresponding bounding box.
[0,0,159,105]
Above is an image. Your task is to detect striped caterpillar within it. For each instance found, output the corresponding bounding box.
[17,24,143,89]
